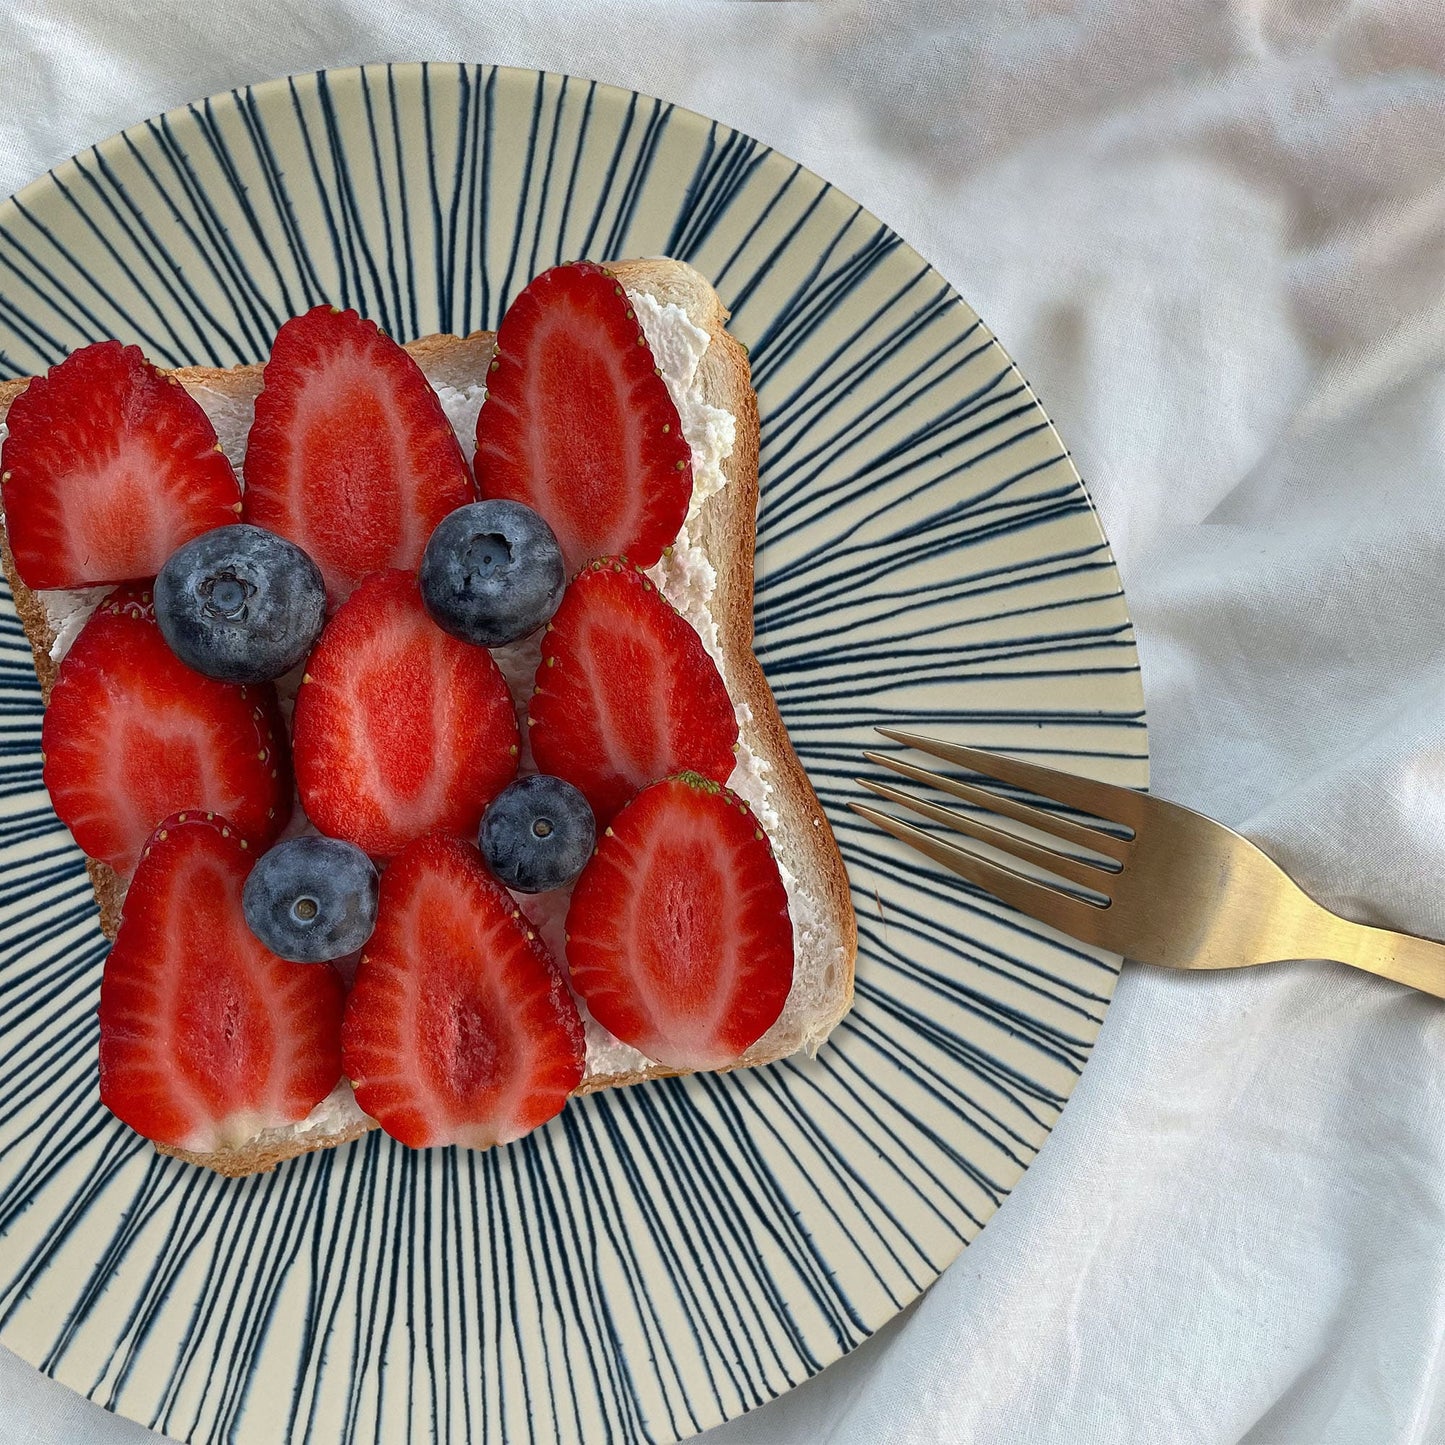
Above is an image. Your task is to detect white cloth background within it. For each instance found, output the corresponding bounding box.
[1,2,1442,1441]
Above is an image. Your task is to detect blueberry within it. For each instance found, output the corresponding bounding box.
[155,524,326,683]
[242,835,380,963]
[480,774,596,893]
[419,500,565,647]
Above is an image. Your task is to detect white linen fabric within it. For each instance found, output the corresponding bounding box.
[1,2,1442,1441]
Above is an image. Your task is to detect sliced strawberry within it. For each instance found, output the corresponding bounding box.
[42,585,291,877]
[529,559,738,822]
[292,570,518,857]
[242,306,475,604]
[99,811,344,1151]
[474,262,692,572]
[0,340,240,590]
[566,773,794,1071]
[342,833,584,1148]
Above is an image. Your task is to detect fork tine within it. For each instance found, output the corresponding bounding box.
[849,802,1111,944]
[855,778,1117,894]
[875,729,1146,830]
[861,750,1130,863]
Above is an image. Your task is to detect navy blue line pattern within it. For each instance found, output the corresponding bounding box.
[0,63,1146,1445]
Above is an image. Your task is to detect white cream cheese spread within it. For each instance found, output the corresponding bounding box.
[26,285,824,1122]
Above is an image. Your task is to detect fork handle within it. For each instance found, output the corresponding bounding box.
[1306,914,1445,1000]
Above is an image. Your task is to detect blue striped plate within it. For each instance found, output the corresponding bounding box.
[0,63,1145,1445]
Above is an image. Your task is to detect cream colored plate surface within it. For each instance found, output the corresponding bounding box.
[0,63,1145,1445]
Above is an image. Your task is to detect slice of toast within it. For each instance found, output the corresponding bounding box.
[0,258,857,1176]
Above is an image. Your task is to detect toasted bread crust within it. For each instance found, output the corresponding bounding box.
[0,259,856,1172]
[155,1112,378,1177]
[590,260,856,1090]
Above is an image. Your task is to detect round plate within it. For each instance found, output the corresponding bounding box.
[0,64,1145,1445]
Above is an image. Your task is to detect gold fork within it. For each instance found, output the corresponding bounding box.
[851,730,1445,999]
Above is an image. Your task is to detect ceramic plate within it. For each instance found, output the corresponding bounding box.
[0,64,1146,1445]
